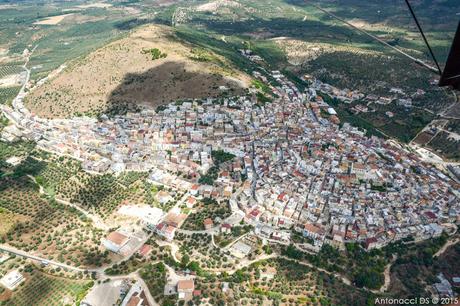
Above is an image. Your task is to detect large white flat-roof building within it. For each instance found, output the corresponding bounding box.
[0,270,25,290]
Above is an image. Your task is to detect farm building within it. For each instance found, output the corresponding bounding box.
[102,231,130,254]
[0,270,25,290]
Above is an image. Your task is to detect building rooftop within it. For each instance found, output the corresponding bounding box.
[177,279,194,291]
[106,232,129,246]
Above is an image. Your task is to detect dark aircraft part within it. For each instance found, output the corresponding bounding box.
[404,0,442,76]
[439,22,460,90]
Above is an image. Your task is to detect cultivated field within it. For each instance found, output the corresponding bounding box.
[26,24,249,118]
[1,271,92,306]
[0,65,24,105]
[0,142,112,268]
[175,232,240,270]
[0,87,21,106]
[181,198,232,231]
[194,257,373,305]
[0,208,26,236]
[274,38,382,66]
[0,176,110,267]
[7,150,185,231]
[33,14,74,25]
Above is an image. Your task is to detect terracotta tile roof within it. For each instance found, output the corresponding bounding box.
[106,232,128,246]
[203,218,213,226]
[126,295,141,306]
[138,244,152,257]
[177,280,194,291]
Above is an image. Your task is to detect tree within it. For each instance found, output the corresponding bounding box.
[188,261,201,273]
[354,269,383,289]
[282,245,303,260]
[181,254,190,268]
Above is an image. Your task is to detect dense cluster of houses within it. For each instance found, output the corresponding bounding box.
[2,56,459,253]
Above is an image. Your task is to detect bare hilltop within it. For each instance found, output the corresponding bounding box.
[26,24,249,118]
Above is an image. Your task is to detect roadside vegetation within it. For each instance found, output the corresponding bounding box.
[175,232,238,270]
[194,257,374,306]
[140,262,177,306]
[282,232,452,293]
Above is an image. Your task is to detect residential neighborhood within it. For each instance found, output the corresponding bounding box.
[0,48,459,306]
[1,0,460,305]
[2,64,459,255]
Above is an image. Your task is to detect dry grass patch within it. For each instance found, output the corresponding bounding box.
[0,208,28,236]
[75,2,113,9]
[33,14,74,25]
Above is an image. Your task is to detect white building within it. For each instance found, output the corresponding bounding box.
[0,270,25,290]
[327,108,337,115]
[102,232,130,254]
[121,281,144,306]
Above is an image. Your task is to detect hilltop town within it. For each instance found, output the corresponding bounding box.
[1,27,460,306]
[3,48,459,257]
[2,0,460,305]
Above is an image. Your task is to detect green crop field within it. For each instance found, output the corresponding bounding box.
[0,87,21,106]
[0,65,24,105]
[0,0,149,81]
[0,66,24,78]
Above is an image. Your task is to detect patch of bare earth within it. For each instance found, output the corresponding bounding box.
[196,0,242,12]
[60,13,107,25]
[75,2,113,9]
[0,4,17,10]
[0,49,21,64]
[26,25,249,118]
[154,0,183,7]
[0,289,12,302]
[0,210,29,236]
[33,14,74,25]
